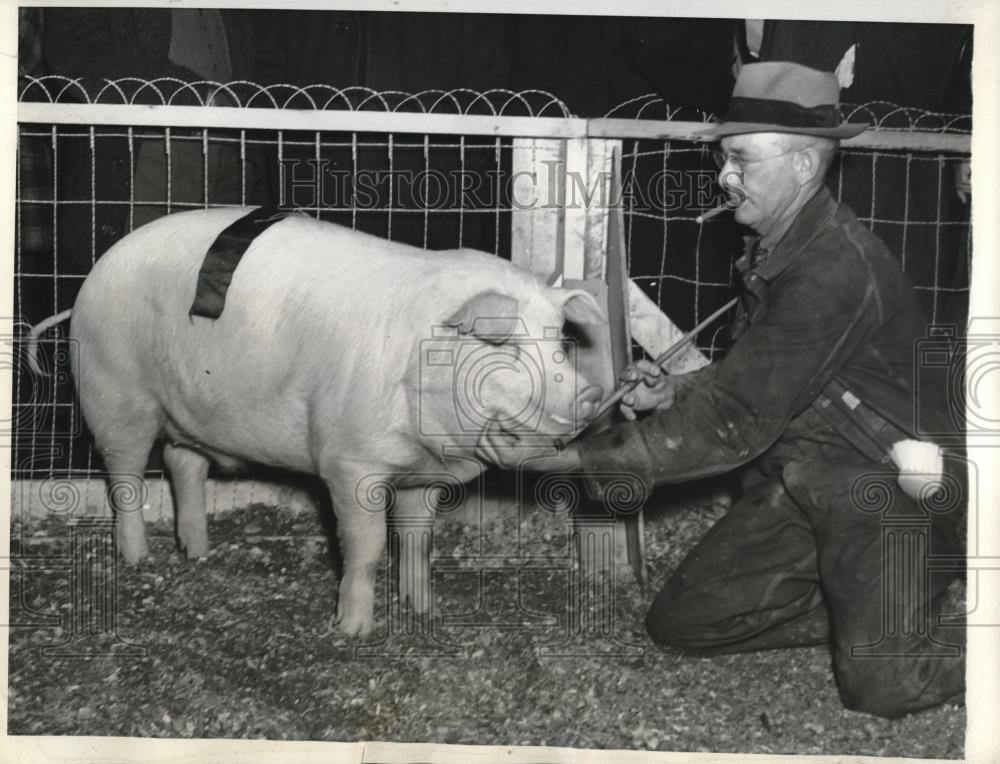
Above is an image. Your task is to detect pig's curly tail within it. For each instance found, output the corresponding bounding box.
[27,309,72,377]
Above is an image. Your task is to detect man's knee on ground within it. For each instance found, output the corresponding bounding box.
[645,578,720,652]
[645,606,709,651]
[837,673,911,719]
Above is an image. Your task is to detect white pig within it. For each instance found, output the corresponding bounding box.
[36,207,605,637]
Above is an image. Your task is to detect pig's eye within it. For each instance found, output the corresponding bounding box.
[560,321,587,354]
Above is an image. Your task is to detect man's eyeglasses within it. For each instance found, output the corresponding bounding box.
[712,148,798,171]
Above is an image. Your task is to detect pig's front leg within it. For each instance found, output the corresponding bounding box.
[393,486,436,615]
[325,471,387,638]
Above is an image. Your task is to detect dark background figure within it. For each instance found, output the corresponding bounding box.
[41,7,262,313]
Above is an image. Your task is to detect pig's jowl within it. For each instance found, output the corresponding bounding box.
[59,207,605,637]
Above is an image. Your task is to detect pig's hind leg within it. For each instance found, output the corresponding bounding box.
[163,442,211,559]
[324,468,388,638]
[92,418,161,565]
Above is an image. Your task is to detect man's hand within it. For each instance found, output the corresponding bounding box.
[476,417,582,472]
[619,359,678,420]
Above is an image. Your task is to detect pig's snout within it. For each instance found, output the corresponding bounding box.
[549,384,602,428]
[549,385,603,430]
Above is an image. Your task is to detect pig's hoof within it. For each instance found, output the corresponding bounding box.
[119,542,150,566]
[117,520,149,564]
[336,610,374,639]
[177,521,209,560]
[182,539,210,560]
[337,574,376,637]
[117,532,149,564]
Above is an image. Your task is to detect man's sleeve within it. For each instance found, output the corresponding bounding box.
[575,259,877,499]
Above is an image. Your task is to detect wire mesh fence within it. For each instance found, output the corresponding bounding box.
[15,125,517,322]
[12,78,972,483]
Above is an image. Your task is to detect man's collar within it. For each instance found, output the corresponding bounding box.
[740,186,838,282]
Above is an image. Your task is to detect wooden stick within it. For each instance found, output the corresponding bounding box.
[587,296,739,422]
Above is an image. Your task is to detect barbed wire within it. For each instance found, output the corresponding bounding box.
[18,76,573,118]
[840,101,971,134]
[18,77,971,134]
[603,94,716,123]
[603,93,970,134]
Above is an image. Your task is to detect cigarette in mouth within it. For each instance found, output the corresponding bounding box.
[695,205,731,224]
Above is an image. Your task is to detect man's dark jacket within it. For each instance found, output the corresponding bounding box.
[577,187,947,498]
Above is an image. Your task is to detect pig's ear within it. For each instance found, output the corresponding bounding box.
[446,291,521,344]
[557,289,607,325]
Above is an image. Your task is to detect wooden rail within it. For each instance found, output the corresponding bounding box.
[18,103,971,153]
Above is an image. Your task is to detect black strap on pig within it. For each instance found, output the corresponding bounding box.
[189,207,294,319]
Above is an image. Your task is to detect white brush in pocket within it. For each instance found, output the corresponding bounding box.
[890,439,945,501]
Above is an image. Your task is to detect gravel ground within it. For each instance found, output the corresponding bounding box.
[7,482,965,757]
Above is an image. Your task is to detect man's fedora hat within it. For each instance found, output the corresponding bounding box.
[699,61,866,140]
